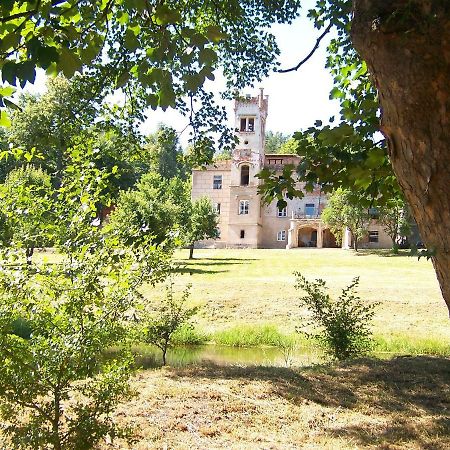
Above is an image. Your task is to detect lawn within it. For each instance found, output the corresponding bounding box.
[143,248,450,345]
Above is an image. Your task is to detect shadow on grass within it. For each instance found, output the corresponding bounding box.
[172,257,255,275]
[174,267,229,275]
[167,356,450,448]
[179,261,248,267]
[354,249,412,257]
[177,256,257,261]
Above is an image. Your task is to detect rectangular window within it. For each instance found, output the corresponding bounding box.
[305,203,315,217]
[213,175,222,189]
[240,229,245,239]
[239,117,256,132]
[268,158,283,165]
[277,206,287,217]
[239,200,249,215]
[277,230,286,241]
[369,230,379,243]
[213,203,221,214]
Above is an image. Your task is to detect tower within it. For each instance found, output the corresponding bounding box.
[227,89,268,247]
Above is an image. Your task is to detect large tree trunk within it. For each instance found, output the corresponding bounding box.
[351,0,450,314]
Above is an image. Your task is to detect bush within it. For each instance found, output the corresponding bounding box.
[143,281,198,365]
[295,273,378,360]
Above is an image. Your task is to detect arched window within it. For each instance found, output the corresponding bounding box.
[240,165,249,186]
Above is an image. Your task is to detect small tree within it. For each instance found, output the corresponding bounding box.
[143,282,197,366]
[0,149,169,449]
[106,173,189,248]
[377,198,411,252]
[322,188,370,251]
[295,273,378,361]
[185,197,219,259]
[0,165,55,263]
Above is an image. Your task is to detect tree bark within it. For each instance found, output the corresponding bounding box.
[189,243,194,259]
[351,0,450,314]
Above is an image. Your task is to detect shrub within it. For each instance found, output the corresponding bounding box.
[295,273,378,360]
[143,281,198,365]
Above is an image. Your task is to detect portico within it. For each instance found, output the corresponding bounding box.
[286,215,337,249]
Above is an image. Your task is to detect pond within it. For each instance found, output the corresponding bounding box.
[131,344,324,369]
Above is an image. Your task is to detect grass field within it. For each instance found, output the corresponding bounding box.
[143,248,450,347]
[106,356,450,449]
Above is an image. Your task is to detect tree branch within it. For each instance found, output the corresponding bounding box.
[278,23,332,73]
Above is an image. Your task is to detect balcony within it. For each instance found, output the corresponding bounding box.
[293,208,321,219]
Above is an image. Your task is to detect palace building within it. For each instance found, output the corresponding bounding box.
[191,90,392,249]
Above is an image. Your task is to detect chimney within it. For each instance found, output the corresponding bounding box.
[259,87,264,108]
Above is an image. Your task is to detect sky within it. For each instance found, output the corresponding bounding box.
[24,0,341,147]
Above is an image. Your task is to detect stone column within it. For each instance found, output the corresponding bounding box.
[317,222,323,249]
[286,219,297,249]
[342,227,352,249]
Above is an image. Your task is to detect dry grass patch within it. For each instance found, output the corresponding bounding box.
[106,356,450,449]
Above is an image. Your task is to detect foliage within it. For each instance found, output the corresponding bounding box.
[143,281,198,365]
[0,184,168,449]
[106,172,190,248]
[295,273,377,360]
[185,196,219,259]
[146,124,188,180]
[0,165,54,261]
[3,76,144,191]
[0,138,170,449]
[258,0,400,208]
[321,188,370,250]
[214,148,232,161]
[265,131,290,154]
[0,0,301,160]
[377,198,411,252]
[7,76,104,185]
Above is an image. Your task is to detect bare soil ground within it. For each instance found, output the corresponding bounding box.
[107,356,450,449]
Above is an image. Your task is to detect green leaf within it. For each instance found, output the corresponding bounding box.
[2,61,17,85]
[0,32,20,52]
[58,47,82,78]
[159,85,176,109]
[37,45,59,69]
[330,87,345,99]
[0,86,15,97]
[198,48,217,66]
[205,26,228,43]
[115,71,130,88]
[0,110,11,127]
[183,73,203,92]
[153,5,181,25]
[124,30,139,51]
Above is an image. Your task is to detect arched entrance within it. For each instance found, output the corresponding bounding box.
[298,226,318,247]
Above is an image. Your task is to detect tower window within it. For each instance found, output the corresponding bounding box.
[240,229,245,239]
[213,175,222,189]
[239,200,249,215]
[240,117,255,132]
[240,165,250,186]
